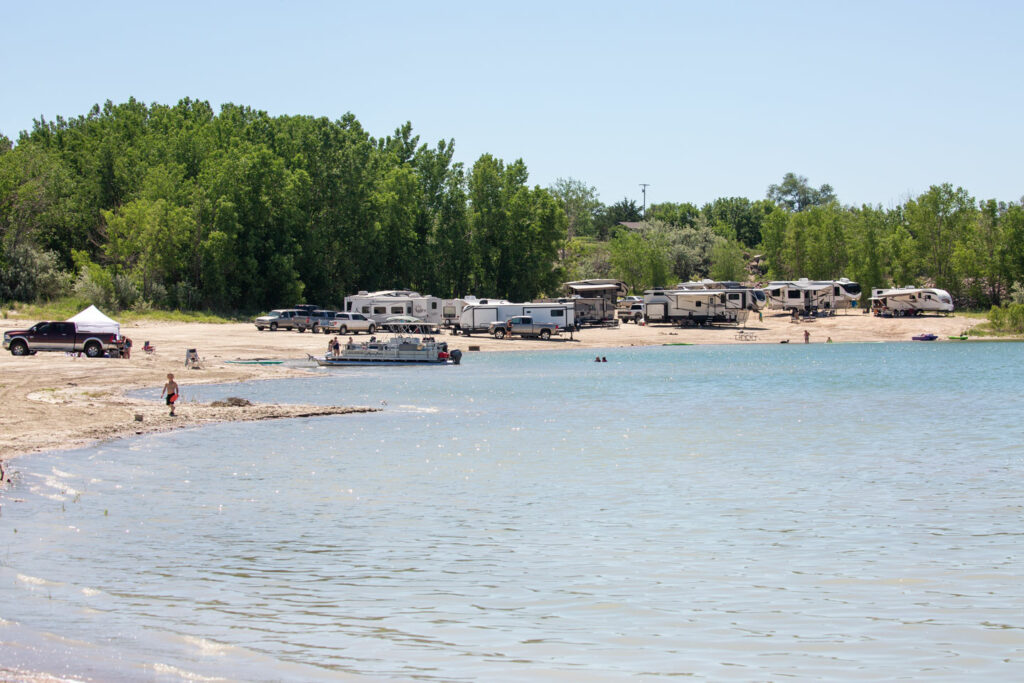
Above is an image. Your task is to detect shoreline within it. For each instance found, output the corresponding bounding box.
[0,312,989,465]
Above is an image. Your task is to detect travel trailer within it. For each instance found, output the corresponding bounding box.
[763,278,862,314]
[343,290,444,325]
[869,287,954,316]
[440,296,510,327]
[643,287,763,326]
[561,280,628,326]
[454,302,576,335]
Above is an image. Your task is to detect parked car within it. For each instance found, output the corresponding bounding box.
[301,309,336,333]
[322,312,376,335]
[617,302,645,324]
[254,309,305,331]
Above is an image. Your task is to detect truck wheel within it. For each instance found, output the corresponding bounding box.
[540,329,551,340]
[493,328,506,339]
[10,340,29,356]
[338,325,348,335]
[270,322,278,331]
[84,341,102,358]
[367,324,376,334]
[256,326,265,331]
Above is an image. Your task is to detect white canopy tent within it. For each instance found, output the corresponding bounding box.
[67,305,120,336]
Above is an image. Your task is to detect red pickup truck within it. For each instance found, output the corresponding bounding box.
[3,321,122,358]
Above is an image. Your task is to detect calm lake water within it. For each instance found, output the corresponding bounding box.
[2,342,1024,681]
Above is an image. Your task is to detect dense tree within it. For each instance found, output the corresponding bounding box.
[709,240,747,282]
[548,177,601,240]
[467,155,566,300]
[904,183,976,295]
[594,197,642,240]
[609,229,671,293]
[767,172,837,212]
[702,197,778,247]
[646,202,700,229]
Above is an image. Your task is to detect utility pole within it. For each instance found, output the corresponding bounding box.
[639,183,650,217]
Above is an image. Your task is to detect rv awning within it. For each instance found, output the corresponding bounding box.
[569,284,620,293]
[565,280,629,295]
[787,282,832,291]
[67,305,120,336]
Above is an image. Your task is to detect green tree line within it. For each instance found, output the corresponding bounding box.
[555,173,1024,308]
[2,100,1023,312]
[0,98,565,311]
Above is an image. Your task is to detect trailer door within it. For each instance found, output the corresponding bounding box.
[645,303,667,322]
[473,307,499,330]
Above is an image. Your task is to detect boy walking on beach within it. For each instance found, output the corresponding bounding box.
[162,373,179,416]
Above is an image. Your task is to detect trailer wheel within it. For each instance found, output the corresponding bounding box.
[493,328,506,339]
[540,329,551,340]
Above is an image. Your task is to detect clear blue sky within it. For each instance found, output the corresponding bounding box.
[3,0,1022,209]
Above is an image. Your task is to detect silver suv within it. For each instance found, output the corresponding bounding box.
[323,312,377,335]
[254,309,304,331]
[302,309,336,333]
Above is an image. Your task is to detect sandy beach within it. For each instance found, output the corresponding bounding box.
[0,310,980,466]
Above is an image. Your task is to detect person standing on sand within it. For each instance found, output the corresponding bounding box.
[804,329,810,344]
[162,373,179,416]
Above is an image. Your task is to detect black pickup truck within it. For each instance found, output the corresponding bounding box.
[3,321,121,357]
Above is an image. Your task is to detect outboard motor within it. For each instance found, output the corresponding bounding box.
[450,349,462,365]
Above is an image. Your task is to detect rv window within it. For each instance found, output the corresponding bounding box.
[695,301,702,307]
[834,287,840,296]
[431,302,438,309]
[443,306,456,316]
[788,291,801,299]
[361,306,370,314]
[346,302,352,311]
[770,289,781,296]
[391,306,404,314]
[551,309,564,317]
[728,293,739,300]
[374,306,387,315]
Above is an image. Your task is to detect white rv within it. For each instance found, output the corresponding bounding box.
[763,278,862,314]
[869,287,954,316]
[343,290,444,325]
[440,296,510,327]
[562,280,628,325]
[643,287,763,326]
[675,279,744,290]
[455,302,576,335]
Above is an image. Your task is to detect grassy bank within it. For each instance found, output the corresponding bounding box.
[1,299,243,324]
